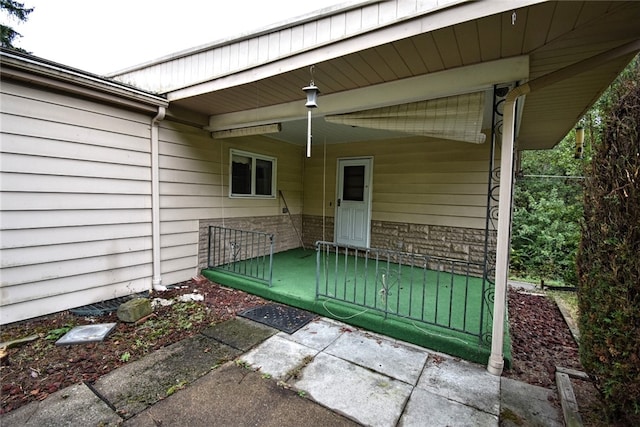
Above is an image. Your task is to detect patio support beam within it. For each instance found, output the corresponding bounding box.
[208,56,529,131]
[487,39,640,376]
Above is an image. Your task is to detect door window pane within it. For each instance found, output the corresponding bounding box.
[343,165,365,201]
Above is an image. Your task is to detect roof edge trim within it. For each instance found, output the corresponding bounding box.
[1,48,168,111]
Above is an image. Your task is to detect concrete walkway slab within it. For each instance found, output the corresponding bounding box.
[325,328,429,385]
[241,334,319,380]
[500,377,563,427]
[293,351,413,427]
[200,317,277,351]
[123,363,359,427]
[0,382,121,427]
[93,334,239,418]
[417,354,501,416]
[400,387,499,426]
[2,316,516,427]
[281,317,344,350]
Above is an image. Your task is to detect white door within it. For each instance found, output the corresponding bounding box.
[335,157,372,247]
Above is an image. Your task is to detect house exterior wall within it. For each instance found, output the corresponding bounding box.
[157,126,305,276]
[0,78,494,324]
[0,80,155,324]
[302,136,496,263]
[0,80,306,325]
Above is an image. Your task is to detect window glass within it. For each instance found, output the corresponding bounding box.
[232,154,252,195]
[230,150,276,197]
[255,158,273,196]
[343,165,365,201]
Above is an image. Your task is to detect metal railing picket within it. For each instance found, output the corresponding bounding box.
[315,241,485,341]
[208,226,274,287]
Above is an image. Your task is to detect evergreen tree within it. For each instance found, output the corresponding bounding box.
[0,0,33,51]
[577,60,639,423]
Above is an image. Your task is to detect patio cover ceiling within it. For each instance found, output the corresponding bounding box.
[113,0,640,150]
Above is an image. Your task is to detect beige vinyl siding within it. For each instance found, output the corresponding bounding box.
[156,124,304,284]
[0,80,153,324]
[303,136,493,230]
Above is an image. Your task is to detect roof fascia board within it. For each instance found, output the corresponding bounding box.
[208,55,529,130]
[1,51,168,112]
[170,0,543,101]
[109,0,382,77]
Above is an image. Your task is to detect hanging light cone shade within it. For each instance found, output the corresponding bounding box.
[302,84,319,108]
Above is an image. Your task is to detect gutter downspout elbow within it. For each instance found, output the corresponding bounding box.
[151,106,166,291]
[487,84,530,376]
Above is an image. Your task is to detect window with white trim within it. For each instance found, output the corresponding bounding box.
[230,149,276,198]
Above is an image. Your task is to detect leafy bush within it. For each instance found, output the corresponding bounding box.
[577,80,640,423]
[511,137,584,284]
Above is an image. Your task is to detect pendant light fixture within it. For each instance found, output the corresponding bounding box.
[302,65,319,157]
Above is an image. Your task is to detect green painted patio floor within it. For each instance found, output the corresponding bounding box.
[203,248,510,366]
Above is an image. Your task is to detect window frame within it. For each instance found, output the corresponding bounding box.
[229,149,277,198]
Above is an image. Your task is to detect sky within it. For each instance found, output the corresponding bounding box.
[10,0,344,75]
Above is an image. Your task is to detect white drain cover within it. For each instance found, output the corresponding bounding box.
[55,323,117,346]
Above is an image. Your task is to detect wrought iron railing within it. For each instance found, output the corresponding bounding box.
[208,226,274,286]
[315,241,486,342]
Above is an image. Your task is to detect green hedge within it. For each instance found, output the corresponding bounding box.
[577,83,640,423]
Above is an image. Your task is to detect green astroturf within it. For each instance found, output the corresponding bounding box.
[203,247,511,367]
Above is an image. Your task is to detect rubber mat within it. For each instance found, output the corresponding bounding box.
[239,303,317,334]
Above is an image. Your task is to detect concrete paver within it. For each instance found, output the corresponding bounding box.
[241,334,319,380]
[279,316,344,350]
[93,334,239,418]
[400,387,499,426]
[1,315,564,427]
[500,377,563,427]
[242,318,499,426]
[294,351,413,427]
[0,382,121,427]
[123,363,359,427]
[324,328,428,385]
[417,355,501,416]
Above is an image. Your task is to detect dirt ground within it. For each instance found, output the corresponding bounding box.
[1,279,609,424]
[504,288,611,426]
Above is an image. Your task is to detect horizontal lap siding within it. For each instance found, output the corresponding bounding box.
[303,137,492,229]
[0,81,153,324]
[157,125,304,282]
[156,123,211,283]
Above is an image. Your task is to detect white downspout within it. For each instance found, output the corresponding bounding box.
[151,106,166,291]
[487,39,640,376]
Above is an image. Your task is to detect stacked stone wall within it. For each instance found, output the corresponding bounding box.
[200,215,496,276]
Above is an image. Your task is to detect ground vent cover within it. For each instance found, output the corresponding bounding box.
[69,291,150,316]
[239,303,317,334]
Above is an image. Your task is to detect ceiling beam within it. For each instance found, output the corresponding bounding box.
[208,55,529,131]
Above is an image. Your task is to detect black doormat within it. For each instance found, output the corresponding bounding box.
[239,303,317,334]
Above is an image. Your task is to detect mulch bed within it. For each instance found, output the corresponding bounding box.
[0,279,267,414]
[1,281,609,424]
[504,287,610,426]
